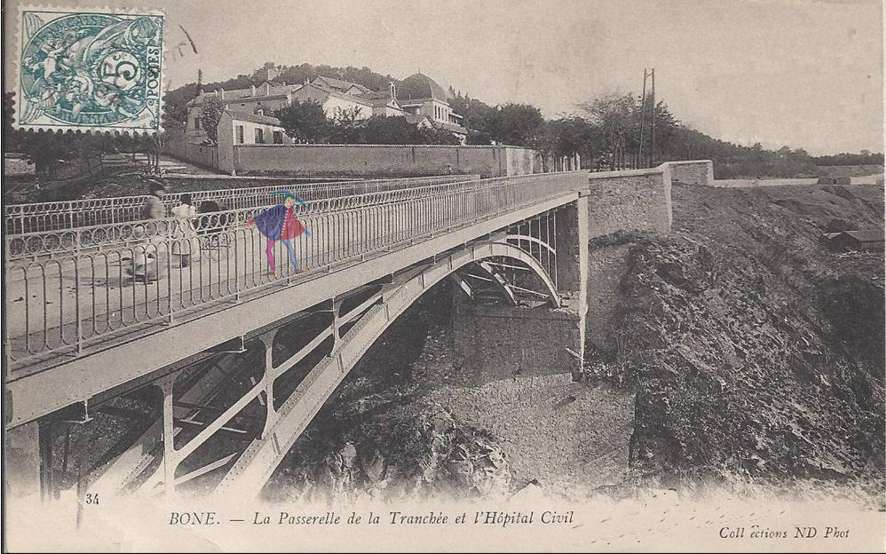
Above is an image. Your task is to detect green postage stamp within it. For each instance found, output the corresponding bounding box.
[13,7,164,134]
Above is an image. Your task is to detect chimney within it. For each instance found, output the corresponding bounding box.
[265,82,271,95]
[389,81,396,100]
[250,84,256,96]
[219,87,225,99]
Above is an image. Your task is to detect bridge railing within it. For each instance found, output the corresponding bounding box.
[4,171,586,365]
[4,174,481,235]
[6,178,496,261]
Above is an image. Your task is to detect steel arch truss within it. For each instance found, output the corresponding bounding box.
[453,208,563,307]
[116,239,563,499]
[505,208,560,286]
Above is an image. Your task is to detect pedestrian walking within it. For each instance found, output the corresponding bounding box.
[170,193,200,268]
[129,178,167,282]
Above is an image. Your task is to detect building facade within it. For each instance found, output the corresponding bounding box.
[395,73,468,144]
[186,82,301,144]
[185,73,469,145]
[290,82,374,122]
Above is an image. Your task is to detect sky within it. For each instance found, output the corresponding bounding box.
[5,0,883,154]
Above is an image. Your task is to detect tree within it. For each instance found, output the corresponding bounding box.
[326,116,461,145]
[416,125,461,146]
[449,92,497,144]
[579,93,637,168]
[540,116,602,162]
[274,100,331,144]
[199,96,226,144]
[342,116,415,144]
[576,92,680,169]
[487,103,545,146]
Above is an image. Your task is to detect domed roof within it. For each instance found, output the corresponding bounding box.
[397,73,449,102]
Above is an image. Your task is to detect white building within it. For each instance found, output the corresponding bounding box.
[396,73,468,144]
[186,73,469,145]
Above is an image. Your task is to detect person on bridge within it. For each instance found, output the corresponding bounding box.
[170,193,200,268]
[246,192,310,275]
[130,178,168,282]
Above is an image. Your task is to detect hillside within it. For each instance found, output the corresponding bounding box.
[589,183,884,487]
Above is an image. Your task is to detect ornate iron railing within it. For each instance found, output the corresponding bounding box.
[6,178,494,261]
[4,174,481,234]
[4,171,586,365]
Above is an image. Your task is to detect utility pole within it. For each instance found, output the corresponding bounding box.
[650,68,656,167]
[638,69,649,168]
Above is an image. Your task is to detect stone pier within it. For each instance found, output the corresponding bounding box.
[4,421,42,498]
[452,196,589,383]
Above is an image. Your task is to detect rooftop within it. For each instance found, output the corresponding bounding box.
[312,76,372,95]
[397,73,450,102]
[225,110,282,126]
[188,82,303,106]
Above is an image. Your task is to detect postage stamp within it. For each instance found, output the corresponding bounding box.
[13,7,164,134]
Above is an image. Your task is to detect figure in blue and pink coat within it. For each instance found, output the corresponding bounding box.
[246,192,310,274]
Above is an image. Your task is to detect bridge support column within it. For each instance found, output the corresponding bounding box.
[555,195,589,373]
[5,421,43,499]
[452,298,583,384]
[452,197,589,383]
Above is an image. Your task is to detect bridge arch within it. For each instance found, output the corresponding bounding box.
[213,240,562,498]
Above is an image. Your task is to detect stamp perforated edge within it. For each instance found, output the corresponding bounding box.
[10,4,167,136]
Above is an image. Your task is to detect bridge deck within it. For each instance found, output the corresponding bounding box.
[4,172,587,428]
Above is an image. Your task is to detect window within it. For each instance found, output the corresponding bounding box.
[236,125,244,144]
[273,131,283,144]
[255,128,264,144]
[194,117,201,130]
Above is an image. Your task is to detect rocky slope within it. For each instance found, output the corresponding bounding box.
[586,183,884,489]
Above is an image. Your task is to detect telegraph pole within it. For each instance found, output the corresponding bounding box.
[638,69,649,168]
[650,68,656,167]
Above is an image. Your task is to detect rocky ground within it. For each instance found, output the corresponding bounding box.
[586,183,884,499]
[263,284,635,503]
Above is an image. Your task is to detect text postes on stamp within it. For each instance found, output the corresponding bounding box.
[14,7,164,134]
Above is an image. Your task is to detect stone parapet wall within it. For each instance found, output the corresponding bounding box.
[666,160,714,186]
[586,165,673,238]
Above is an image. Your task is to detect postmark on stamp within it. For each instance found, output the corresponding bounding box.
[13,7,164,134]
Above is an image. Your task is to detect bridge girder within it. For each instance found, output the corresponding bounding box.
[150,240,561,499]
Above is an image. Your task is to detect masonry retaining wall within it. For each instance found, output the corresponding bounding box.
[586,165,673,238]
[226,143,543,178]
[583,161,710,350]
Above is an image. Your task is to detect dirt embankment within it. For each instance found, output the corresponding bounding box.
[586,183,884,487]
